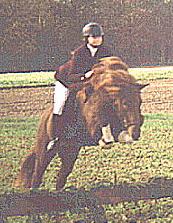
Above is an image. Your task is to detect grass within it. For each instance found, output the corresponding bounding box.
[0,71,55,88]
[0,117,38,192]
[0,67,173,221]
[1,113,173,222]
[0,66,173,88]
[130,66,173,81]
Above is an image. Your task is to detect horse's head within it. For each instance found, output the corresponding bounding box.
[113,82,147,141]
[77,57,148,144]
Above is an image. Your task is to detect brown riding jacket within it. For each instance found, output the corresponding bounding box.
[54,44,113,88]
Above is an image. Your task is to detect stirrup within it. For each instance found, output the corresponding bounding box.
[47,137,59,150]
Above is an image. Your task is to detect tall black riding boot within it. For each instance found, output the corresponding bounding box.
[52,114,60,138]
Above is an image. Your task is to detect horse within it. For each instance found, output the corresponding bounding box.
[14,57,148,190]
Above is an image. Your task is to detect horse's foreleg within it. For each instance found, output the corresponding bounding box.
[31,147,57,188]
[56,150,79,190]
[13,152,36,188]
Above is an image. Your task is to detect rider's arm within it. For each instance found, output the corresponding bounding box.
[54,46,94,86]
[54,59,88,89]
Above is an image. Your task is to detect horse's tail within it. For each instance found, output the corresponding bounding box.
[13,152,36,188]
[14,107,53,189]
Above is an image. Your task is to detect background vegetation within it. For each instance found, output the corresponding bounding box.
[0,0,173,72]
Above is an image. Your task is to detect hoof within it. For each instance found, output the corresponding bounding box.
[12,178,32,189]
[98,138,113,147]
[98,138,106,146]
[12,179,21,188]
[101,124,115,145]
[118,131,133,144]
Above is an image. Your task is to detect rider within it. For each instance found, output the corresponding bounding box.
[48,22,114,149]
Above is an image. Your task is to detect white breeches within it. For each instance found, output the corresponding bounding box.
[53,81,69,115]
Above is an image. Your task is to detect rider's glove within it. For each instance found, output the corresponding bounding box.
[85,70,93,78]
[81,70,93,80]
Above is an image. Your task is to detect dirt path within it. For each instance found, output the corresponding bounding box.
[0,79,173,117]
[141,78,173,114]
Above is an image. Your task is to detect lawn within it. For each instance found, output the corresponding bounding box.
[0,71,55,88]
[1,113,173,222]
[0,66,173,88]
[1,66,173,222]
[130,66,173,81]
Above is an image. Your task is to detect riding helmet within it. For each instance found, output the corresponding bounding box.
[82,22,104,37]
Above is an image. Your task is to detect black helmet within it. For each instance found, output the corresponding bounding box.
[82,22,104,37]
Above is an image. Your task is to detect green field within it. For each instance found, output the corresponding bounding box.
[1,67,173,222]
[0,71,55,88]
[1,114,173,222]
[0,66,173,88]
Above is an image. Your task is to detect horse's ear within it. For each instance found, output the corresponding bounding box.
[135,83,149,90]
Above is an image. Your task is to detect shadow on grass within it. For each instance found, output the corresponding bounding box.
[1,176,173,222]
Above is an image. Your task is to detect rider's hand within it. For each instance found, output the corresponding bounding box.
[84,70,93,78]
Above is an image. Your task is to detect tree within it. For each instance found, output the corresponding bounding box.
[0,0,173,71]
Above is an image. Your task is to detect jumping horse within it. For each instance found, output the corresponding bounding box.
[14,57,148,190]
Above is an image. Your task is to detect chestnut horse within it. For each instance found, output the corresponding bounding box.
[14,57,148,190]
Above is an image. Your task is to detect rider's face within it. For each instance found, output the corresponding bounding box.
[88,36,103,46]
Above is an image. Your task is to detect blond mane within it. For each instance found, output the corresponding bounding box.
[91,56,136,91]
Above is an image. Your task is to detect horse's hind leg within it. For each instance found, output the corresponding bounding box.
[31,147,57,188]
[56,148,79,190]
[13,152,36,188]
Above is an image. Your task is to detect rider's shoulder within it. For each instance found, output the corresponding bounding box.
[100,45,115,56]
[72,44,87,56]
[100,45,112,51]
